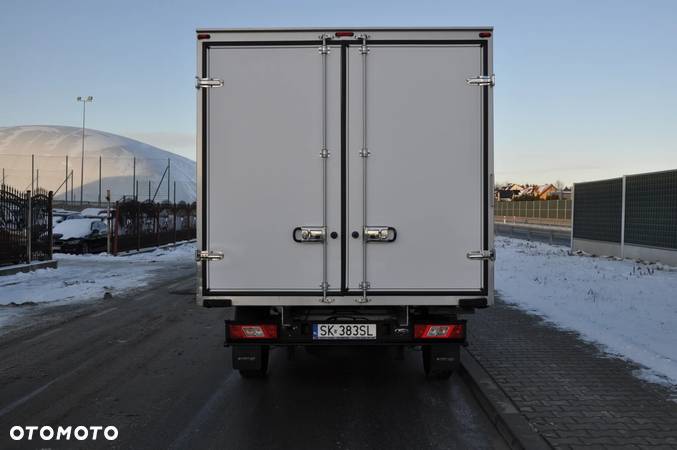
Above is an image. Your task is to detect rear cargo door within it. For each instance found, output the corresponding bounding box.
[205,44,342,293]
[346,43,487,294]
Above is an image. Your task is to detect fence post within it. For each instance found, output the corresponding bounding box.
[136,200,141,251]
[570,185,576,250]
[48,191,53,259]
[26,190,32,263]
[155,204,160,248]
[173,182,177,246]
[113,201,119,256]
[620,175,627,259]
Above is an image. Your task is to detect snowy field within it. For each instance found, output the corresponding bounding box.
[496,236,677,385]
[0,244,195,327]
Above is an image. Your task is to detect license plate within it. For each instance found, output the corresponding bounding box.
[312,323,377,340]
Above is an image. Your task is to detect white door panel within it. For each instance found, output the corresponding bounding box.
[347,45,484,291]
[207,46,341,291]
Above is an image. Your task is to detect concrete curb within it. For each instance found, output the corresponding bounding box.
[460,347,551,450]
[116,239,196,257]
[0,260,58,276]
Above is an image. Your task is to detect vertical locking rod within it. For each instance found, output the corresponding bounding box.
[319,34,331,303]
[358,34,370,304]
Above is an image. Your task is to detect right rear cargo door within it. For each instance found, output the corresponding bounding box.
[346,42,488,295]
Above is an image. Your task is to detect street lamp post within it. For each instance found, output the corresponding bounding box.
[76,96,93,205]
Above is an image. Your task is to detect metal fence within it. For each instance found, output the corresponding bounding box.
[495,199,572,227]
[572,169,677,264]
[112,199,196,254]
[0,184,53,266]
[572,178,623,243]
[1,154,191,206]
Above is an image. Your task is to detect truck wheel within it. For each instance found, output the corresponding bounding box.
[422,344,459,379]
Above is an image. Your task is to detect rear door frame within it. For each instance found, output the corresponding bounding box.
[342,39,491,297]
[197,30,493,303]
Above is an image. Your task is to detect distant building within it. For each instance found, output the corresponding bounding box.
[494,183,524,202]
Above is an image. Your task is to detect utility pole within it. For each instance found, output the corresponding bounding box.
[167,158,171,204]
[132,156,136,199]
[77,96,93,204]
[106,189,112,254]
[65,155,69,203]
[98,155,102,206]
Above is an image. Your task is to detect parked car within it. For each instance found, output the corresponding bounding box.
[80,207,113,219]
[52,218,108,254]
[52,209,81,227]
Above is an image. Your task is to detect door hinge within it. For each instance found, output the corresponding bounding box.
[196,250,224,262]
[466,249,495,261]
[466,74,495,87]
[195,77,224,89]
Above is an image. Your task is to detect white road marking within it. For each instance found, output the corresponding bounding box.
[25,327,62,344]
[90,307,118,318]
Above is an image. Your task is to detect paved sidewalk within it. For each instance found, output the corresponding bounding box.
[466,299,677,449]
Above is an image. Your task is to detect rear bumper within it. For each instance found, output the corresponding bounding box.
[224,318,467,347]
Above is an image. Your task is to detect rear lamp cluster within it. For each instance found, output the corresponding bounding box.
[414,324,464,339]
[229,324,278,339]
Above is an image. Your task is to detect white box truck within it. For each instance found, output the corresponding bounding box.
[196,27,494,378]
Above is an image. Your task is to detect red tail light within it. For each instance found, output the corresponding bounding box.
[197,33,211,40]
[229,324,278,339]
[479,32,492,38]
[335,31,355,37]
[414,324,464,339]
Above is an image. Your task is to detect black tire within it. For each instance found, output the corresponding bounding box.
[422,346,454,379]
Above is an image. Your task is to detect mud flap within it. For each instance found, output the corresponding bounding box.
[232,345,266,371]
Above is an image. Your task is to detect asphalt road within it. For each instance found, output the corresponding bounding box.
[0,272,507,450]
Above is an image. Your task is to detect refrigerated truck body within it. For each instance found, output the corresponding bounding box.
[196,27,494,378]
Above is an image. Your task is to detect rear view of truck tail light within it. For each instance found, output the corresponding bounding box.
[414,324,464,339]
[229,324,278,339]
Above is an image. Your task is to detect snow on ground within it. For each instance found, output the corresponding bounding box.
[496,236,677,385]
[0,244,195,312]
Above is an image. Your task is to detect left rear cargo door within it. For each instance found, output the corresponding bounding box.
[204,43,342,294]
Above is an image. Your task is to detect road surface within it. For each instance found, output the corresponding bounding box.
[0,271,507,449]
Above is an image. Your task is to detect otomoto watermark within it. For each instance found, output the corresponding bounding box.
[9,425,118,441]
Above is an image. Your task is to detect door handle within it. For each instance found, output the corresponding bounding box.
[364,226,397,242]
[293,226,325,243]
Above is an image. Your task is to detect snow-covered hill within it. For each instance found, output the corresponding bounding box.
[0,125,195,202]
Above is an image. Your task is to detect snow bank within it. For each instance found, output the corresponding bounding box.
[0,244,195,307]
[496,236,677,385]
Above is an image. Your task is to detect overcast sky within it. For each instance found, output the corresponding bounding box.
[1,0,676,185]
